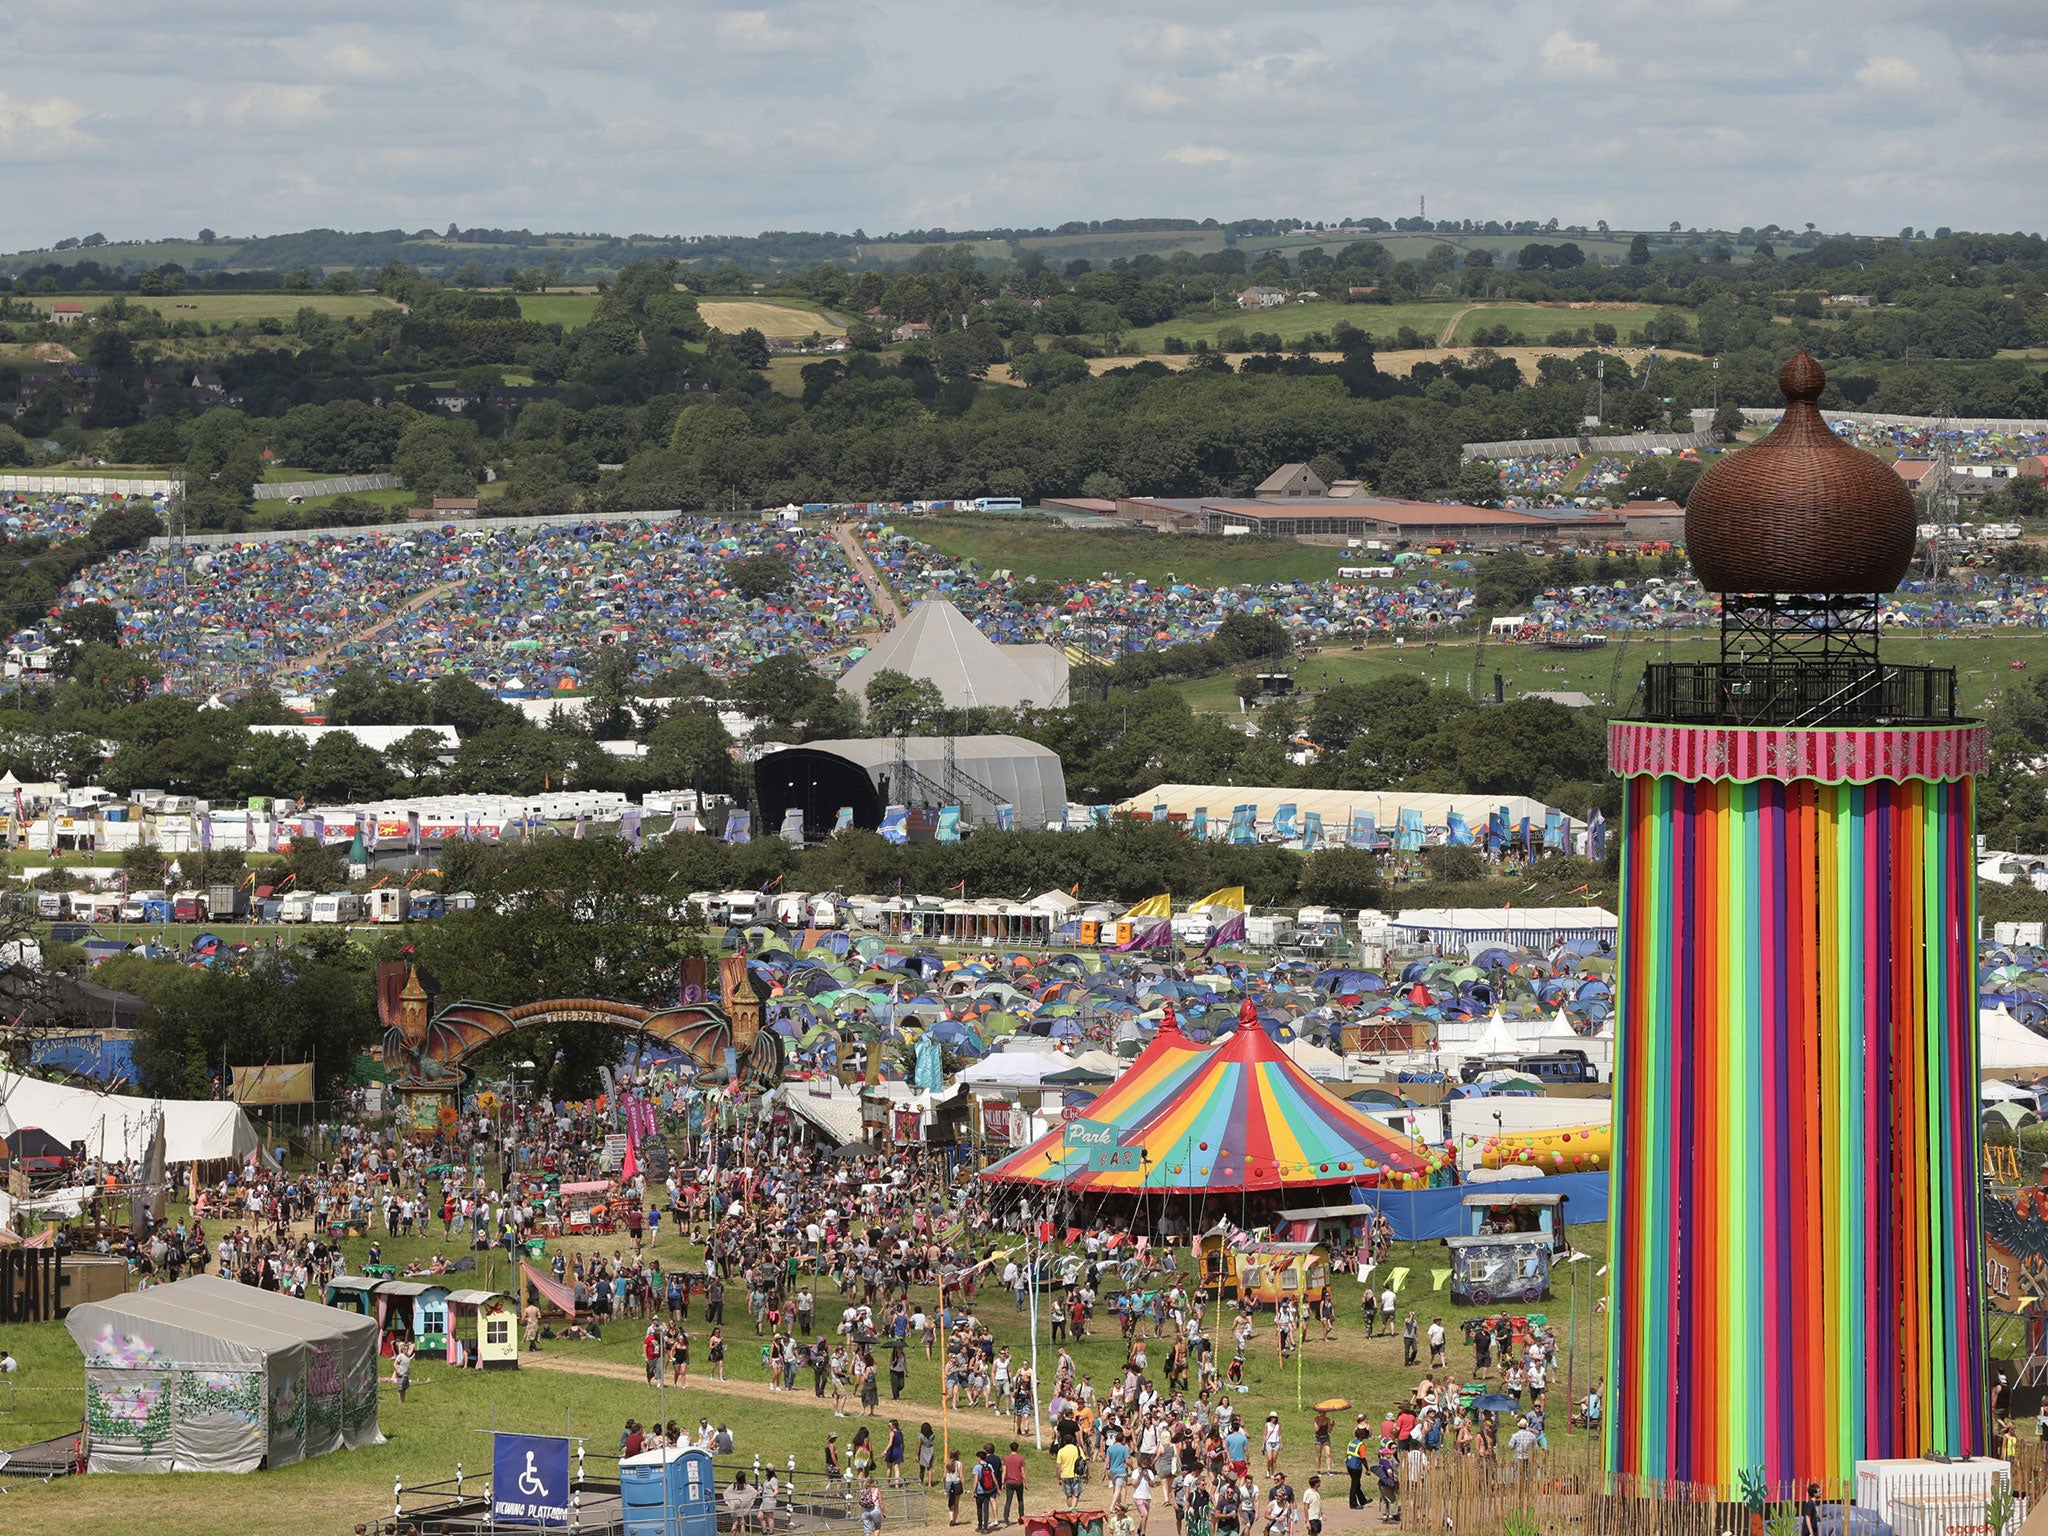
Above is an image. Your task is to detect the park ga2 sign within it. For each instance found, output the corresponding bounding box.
[1064,1119,1120,1149]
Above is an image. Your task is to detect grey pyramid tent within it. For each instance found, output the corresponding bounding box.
[838,601,1069,710]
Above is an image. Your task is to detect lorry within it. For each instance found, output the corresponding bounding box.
[207,883,251,921]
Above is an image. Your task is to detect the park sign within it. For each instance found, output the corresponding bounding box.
[1065,1119,1120,1149]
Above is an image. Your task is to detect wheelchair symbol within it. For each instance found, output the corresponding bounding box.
[518,1451,550,1496]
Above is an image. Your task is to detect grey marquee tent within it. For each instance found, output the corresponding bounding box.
[67,1274,382,1473]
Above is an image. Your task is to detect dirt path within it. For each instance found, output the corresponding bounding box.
[832,522,901,630]
[525,1349,1024,1439]
[300,579,459,671]
[1438,305,1480,347]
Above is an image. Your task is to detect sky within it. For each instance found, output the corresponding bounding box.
[3,0,2043,251]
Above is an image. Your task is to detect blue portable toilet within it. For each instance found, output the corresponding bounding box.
[620,1445,716,1536]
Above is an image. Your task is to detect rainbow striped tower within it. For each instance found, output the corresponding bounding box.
[1604,352,1989,1493]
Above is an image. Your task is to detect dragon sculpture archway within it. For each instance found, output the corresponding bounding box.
[378,964,783,1124]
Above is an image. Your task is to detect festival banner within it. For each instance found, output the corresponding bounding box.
[230,1064,314,1105]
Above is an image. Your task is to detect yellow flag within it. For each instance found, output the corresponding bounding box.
[1191,887,1246,912]
[1388,1266,1411,1292]
[1124,894,1173,920]
[1432,1269,1452,1291]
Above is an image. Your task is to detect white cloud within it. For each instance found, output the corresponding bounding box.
[0,92,90,155]
[1163,145,1237,166]
[1856,55,1924,89]
[1539,31,1617,80]
[713,10,825,52]
[1135,83,1183,111]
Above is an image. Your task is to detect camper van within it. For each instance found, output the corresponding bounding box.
[407,891,446,921]
[311,892,364,924]
[807,894,840,928]
[278,892,316,924]
[365,888,406,924]
[771,892,810,927]
[120,890,166,923]
[723,891,764,927]
[33,891,65,921]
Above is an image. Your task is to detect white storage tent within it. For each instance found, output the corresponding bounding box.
[0,1071,263,1164]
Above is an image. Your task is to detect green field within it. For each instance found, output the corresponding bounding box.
[1447,304,1680,346]
[902,516,1355,587]
[515,292,603,328]
[1119,301,1469,352]
[1,1205,1612,1536]
[23,293,396,325]
[1170,630,2048,714]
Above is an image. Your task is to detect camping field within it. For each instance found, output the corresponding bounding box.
[0,1206,1613,1536]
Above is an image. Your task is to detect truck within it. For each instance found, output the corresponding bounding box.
[207,883,251,921]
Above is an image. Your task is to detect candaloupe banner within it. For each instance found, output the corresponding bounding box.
[230,1063,315,1105]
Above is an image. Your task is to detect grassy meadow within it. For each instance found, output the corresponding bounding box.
[1168,629,2048,715]
[1,1202,1613,1536]
[20,294,396,325]
[900,516,1353,587]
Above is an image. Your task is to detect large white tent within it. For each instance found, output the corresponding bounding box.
[1980,1006,2048,1074]
[0,1071,262,1164]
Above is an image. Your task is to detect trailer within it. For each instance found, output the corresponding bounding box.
[364,888,405,923]
[207,883,251,920]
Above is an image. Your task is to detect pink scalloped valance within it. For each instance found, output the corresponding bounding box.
[1609,721,1989,784]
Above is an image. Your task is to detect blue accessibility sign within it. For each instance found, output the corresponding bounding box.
[493,1433,572,1526]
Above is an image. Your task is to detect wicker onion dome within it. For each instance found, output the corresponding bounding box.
[1684,350,1916,595]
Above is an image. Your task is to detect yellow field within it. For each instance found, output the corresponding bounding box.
[698,299,842,338]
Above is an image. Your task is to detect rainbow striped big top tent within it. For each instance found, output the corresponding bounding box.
[981,1019,1431,1194]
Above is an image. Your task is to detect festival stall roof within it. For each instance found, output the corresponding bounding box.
[778,1084,866,1146]
[957,1052,1082,1088]
[1118,786,1573,834]
[754,733,1067,840]
[983,1020,1430,1193]
[837,600,1071,710]
[67,1274,381,1473]
[1390,908,1618,951]
[0,1069,262,1163]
